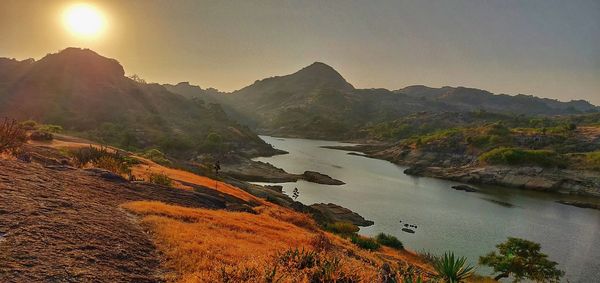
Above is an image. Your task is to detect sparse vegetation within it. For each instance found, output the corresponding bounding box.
[376,233,404,250]
[121,201,420,282]
[479,147,565,168]
[0,118,27,154]
[148,172,172,186]
[350,235,381,251]
[324,221,359,236]
[142,148,171,165]
[70,145,133,176]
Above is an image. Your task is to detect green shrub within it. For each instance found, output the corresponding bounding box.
[324,221,359,236]
[148,172,173,187]
[375,233,404,250]
[479,147,565,168]
[582,151,600,171]
[20,120,38,130]
[38,124,63,133]
[95,156,131,175]
[143,148,172,165]
[350,235,380,251]
[433,252,475,283]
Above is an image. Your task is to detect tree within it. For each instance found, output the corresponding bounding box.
[479,237,564,282]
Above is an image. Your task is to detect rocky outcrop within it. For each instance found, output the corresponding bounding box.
[221,156,346,185]
[310,203,374,226]
[556,200,600,210]
[406,165,600,197]
[221,158,300,183]
[302,171,345,185]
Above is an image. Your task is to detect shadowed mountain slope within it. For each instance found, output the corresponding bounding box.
[166,62,598,139]
[0,48,275,156]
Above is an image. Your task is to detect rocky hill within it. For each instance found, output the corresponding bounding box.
[166,62,599,140]
[0,48,276,157]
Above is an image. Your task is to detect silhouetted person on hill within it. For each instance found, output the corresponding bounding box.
[214,160,221,176]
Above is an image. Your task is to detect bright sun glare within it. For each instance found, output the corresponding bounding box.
[63,4,105,37]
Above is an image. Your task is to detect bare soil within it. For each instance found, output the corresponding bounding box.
[0,157,250,282]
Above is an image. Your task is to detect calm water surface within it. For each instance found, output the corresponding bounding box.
[254,136,600,282]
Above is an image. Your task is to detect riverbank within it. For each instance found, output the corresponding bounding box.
[323,144,600,199]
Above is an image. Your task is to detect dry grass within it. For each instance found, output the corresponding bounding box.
[131,162,260,202]
[123,201,435,282]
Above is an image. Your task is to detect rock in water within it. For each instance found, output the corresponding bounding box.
[310,203,374,226]
[302,171,345,185]
[451,185,478,192]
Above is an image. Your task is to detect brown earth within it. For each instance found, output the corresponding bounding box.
[0,157,250,282]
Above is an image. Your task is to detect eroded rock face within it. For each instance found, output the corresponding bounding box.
[310,203,374,226]
[302,171,345,185]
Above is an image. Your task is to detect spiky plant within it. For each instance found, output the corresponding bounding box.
[433,252,475,283]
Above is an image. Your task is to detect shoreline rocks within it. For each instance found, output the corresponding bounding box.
[556,200,600,210]
[310,203,374,226]
[302,171,345,185]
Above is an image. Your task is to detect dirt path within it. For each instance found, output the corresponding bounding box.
[0,159,250,282]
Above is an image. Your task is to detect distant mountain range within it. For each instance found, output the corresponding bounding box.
[1,48,597,146]
[0,48,274,156]
[165,62,599,139]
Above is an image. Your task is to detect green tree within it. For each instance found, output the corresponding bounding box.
[479,237,564,282]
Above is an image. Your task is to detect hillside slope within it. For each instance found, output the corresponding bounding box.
[0,48,275,157]
[0,136,437,282]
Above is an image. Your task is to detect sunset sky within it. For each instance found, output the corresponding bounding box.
[1,0,599,104]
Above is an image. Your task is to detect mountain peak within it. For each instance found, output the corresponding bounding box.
[37,47,125,78]
[291,62,354,91]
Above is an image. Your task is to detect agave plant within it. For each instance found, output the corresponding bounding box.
[433,252,475,283]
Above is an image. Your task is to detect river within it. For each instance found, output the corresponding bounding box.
[253,136,600,282]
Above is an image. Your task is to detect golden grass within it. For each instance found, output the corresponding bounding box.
[123,201,435,282]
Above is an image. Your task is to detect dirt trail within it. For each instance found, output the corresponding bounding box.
[0,158,250,282]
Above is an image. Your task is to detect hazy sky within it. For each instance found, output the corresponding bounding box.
[1,0,599,104]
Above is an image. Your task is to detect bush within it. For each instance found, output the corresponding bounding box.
[20,120,38,130]
[479,147,565,168]
[0,118,27,154]
[70,145,133,175]
[29,130,53,141]
[143,148,171,165]
[582,151,600,171]
[278,248,319,270]
[148,172,173,186]
[324,221,359,236]
[375,233,404,250]
[350,235,380,251]
[95,156,131,175]
[71,145,113,167]
[38,124,63,133]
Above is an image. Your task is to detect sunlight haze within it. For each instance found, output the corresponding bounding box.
[1,0,598,104]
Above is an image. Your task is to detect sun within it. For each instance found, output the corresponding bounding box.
[63,4,106,37]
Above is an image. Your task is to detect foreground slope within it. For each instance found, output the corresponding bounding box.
[0,136,437,282]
